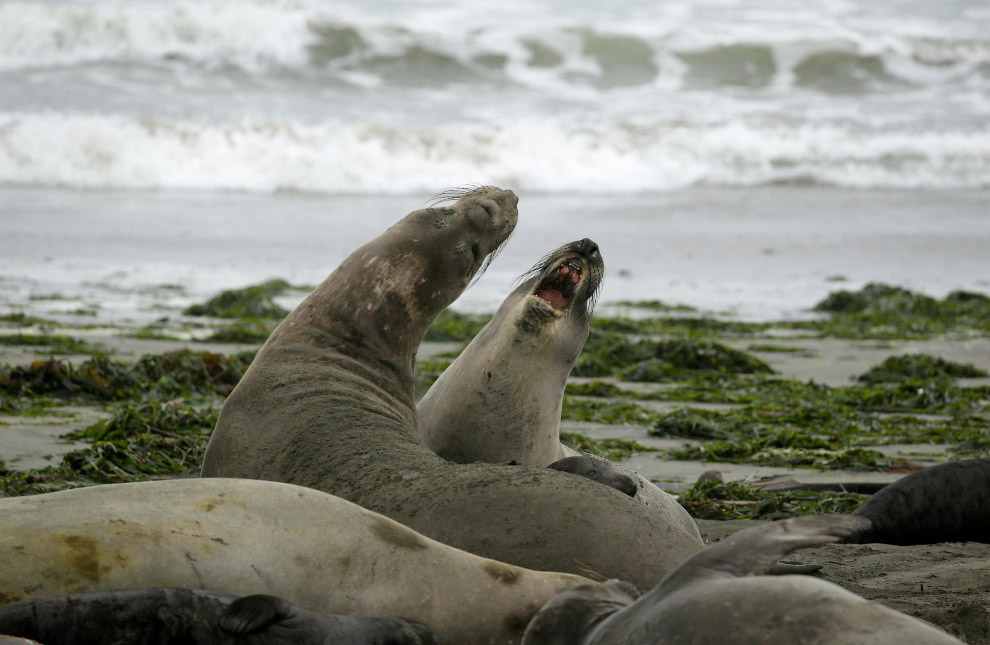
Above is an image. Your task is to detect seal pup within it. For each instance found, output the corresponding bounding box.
[416,238,700,538]
[201,187,704,588]
[547,455,637,497]
[0,478,591,645]
[522,515,964,644]
[0,588,434,645]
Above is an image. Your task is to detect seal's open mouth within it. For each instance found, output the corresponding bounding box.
[534,260,583,310]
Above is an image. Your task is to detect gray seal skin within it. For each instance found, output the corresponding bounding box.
[200,186,704,589]
[418,238,604,467]
[852,457,990,545]
[523,515,964,645]
[416,238,701,540]
[547,455,637,497]
[0,478,590,645]
[0,588,435,645]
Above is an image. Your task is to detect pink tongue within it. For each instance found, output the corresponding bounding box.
[536,285,569,309]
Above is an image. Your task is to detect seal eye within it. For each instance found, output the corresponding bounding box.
[585,470,598,478]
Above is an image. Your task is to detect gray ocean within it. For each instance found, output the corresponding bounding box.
[1,0,989,321]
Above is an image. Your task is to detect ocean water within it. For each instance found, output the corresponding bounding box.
[0,0,988,321]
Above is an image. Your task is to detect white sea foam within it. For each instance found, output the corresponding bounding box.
[1,112,987,193]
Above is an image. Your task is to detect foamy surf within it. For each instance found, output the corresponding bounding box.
[1,112,987,193]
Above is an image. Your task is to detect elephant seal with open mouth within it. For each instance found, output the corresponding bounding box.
[416,237,699,538]
[200,186,703,588]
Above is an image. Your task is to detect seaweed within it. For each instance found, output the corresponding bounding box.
[184,279,292,319]
[560,431,658,462]
[0,334,95,354]
[0,351,256,401]
[856,354,987,383]
[676,479,868,520]
[801,283,990,339]
[424,309,492,342]
[0,402,217,496]
[614,300,697,312]
[204,319,278,343]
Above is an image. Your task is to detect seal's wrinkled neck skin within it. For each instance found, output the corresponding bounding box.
[417,238,603,466]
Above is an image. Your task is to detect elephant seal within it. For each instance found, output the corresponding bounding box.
[523,515,963,644]
[547,455,637,497]
[416,238,700,538]
[852,457,990,545]
[200,187,704,588]
[0,478,589,645]
[0,588,435,645]
[418,238,604,467]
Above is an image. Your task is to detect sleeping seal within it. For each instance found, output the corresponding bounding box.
[416,238,699,538]
[0,588,434,645]
[0,478,589,645]
[200,187,704,588]
[523,515,963,644]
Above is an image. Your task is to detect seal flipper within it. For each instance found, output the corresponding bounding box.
[654,515,870,599]
[218,594,292,634]
[852,458,990,545]
[548,456,638,497]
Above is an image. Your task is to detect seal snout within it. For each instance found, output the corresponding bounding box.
[531,238,603,312]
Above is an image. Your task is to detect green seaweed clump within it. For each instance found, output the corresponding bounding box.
[575,331,773,380]
[856,354,987,383]
[615,300,697,312]
[0,351,255,401]
[560,431,657,462]
[651,409,727,440]
[806,283,990,338]
[206,319,278,343]
[0,402,217,496]
[676,479,868,520]
[184,279,292,319]
[0,334,95,354]
[424,309,492,342]
[670,434,889,471]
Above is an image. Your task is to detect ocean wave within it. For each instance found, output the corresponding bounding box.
[1,112,987,193]
[1,1,988,94]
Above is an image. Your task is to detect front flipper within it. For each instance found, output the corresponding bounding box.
[653,515,870,599]
[218,594,293,635]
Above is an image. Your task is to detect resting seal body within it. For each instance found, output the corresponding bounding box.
[0,478,588,645]
[0,588,434,645]
[417,238,699,538]
[200,187,703,587]
[523,515,963,644]
[852,457,990,545]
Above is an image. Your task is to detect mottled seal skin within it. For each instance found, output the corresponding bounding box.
[523,515,964,645]
[419,238,604,467]
[200,187,704,588]
[0,588,434,645]
[852,458,990,545]
[547,455,637,497]
[416,237,701,540]
[0,478,589,645]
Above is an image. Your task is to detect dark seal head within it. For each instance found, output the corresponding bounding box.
[0,588,436,645]
[548,455,637,497]
[418,238,604,466]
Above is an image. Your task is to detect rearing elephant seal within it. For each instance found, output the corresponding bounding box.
[418,238,603,467]
[416,239,699,538]
[201,187,703,588]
